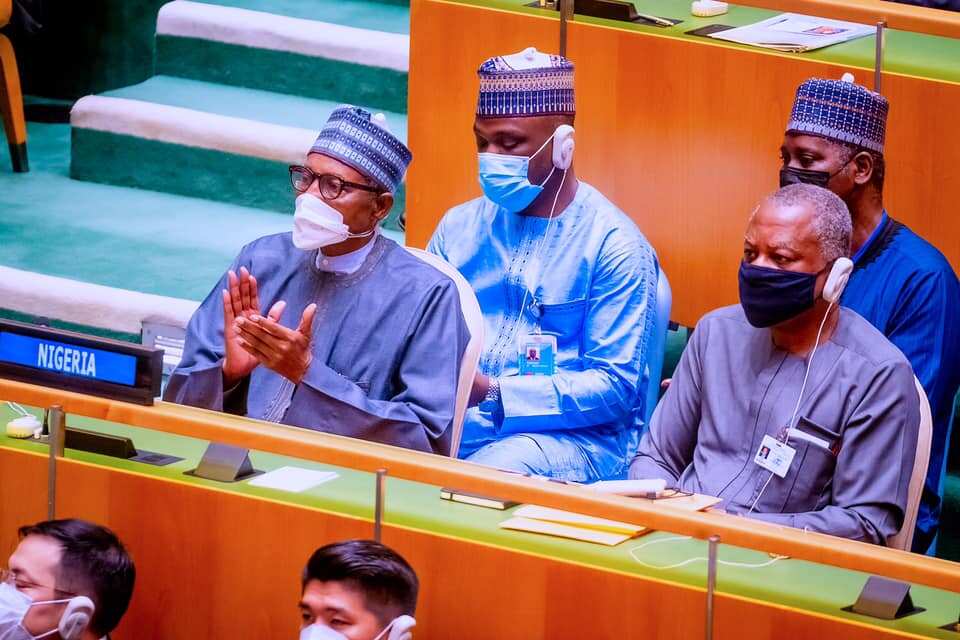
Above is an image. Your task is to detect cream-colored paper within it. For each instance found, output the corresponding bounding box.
[653,493,723,512]
[499,516,638,546]
[512,505,644,535]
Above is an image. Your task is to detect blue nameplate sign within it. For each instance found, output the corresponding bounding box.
[0,332,137,386]
[0,319,162,405]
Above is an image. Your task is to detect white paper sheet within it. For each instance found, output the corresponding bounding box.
[709,13,874,52]
[248,466,338,493]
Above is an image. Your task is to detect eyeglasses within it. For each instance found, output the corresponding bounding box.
[0,568,77,597]
[289,165,382,200]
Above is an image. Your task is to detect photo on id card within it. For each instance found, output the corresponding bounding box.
[519,333,557,376]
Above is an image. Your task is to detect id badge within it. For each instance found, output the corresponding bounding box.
[754,434,796,478]
[518,333,557,376]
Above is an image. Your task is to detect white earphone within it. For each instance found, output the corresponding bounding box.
[384,615,416,640]
[551,124,575,171]
[822,257,853,303]
[59,596,95,640]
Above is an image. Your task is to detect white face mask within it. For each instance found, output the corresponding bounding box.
[292,194,375,251]
[0,582,70,640]
[299,624,348,640]
[298,616,410,640]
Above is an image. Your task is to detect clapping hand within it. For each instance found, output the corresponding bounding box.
[221,267,284,385]
[234,303,318,384]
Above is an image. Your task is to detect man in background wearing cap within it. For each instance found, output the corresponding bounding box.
[428,49,659,481]
[166,106,469,455]
[779,76,960,551]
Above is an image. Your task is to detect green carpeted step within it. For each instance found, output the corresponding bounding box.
[2,122,403,337]
[7,123,292,301]
[156,1,408,112]
[199,0,410,32]
[69,76,408,227]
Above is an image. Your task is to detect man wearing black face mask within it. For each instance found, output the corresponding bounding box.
[780,75,960,553]
[629,184,919,545]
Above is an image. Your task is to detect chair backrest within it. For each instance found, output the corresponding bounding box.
[0,1,10,29]
[887,377,932,551]
[927,392,957,556]
[404,247,484,458]
[643,266,672,428]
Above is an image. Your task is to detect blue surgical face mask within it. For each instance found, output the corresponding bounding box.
[738,261,822,328]
[477,133,556,213]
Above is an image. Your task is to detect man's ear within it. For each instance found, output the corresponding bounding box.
[851,151,874,187]
[373,192,394,221]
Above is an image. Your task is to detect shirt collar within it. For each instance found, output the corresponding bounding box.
[315,230,379,274]
[852,210,889,265]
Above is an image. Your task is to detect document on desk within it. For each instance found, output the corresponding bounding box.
[499,505,647,546]
[248,466,338,493]
[654,492,723,512]
[708,13,874,52]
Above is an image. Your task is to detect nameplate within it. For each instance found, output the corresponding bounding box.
[0,319,162,405]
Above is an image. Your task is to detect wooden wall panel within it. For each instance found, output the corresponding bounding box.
[406,0,960,326]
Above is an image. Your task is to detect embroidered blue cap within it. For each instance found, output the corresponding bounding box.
[477,47,575,119]
[786,75,889,153]
[310,105,412,193]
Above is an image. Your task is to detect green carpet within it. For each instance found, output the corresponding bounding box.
[1,122,402,304]
[71,77,408,222]
[200,0,411,33]
[156,36,408,113]
[100,76,408,136]
[2,123,291,301]
[8,0,170,100]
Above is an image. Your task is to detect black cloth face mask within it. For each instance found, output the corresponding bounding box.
[738,261,821,328]
[779,158,852,189]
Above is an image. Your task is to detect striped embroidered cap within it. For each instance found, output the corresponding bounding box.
[310,106,412,193]
[477,47,575,118]
[786,75,889,153]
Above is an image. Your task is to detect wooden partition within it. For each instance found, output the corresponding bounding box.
[3,449,946,639]
[405,0,960,326]
[2,378,957,594]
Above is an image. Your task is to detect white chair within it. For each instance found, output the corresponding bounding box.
[404,247,484,458]
[643,266,672,428]
[887,377,932,551]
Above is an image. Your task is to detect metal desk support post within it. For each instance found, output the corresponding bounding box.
[706,535,720,640]
[47,405,66,519]
[374,468,387,542]
[559,0,573,56]
[875,21,886,94]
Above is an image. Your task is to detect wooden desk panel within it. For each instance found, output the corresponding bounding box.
[1,448,949,640]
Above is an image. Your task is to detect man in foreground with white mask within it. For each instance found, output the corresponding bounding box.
[629,184,918,544]
[166,106,469,454]
[428,48,659,481]
[1,519,136,640]
[299,540,417,640]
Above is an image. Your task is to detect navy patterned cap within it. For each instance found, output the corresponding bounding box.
[310,106,412,193]
[786,75,889,153]
[477,47,575,119]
